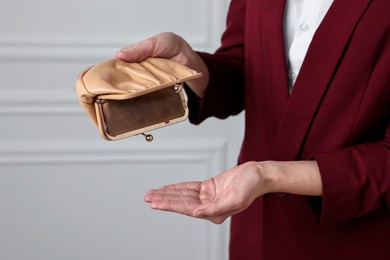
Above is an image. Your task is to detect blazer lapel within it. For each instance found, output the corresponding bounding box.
[270,0,373,160]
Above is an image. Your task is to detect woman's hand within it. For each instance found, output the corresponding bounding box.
[116,32,209,98]
[144,160,322,224]
[144,162,269,224]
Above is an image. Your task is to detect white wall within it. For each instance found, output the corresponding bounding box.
[0,0,244,259]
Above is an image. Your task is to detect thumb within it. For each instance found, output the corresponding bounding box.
[116,37,156,63]
[193,203,230,224]
[194,199,231,218]
[194,195,247,220]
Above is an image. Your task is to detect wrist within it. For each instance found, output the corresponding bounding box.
[255,160,323,196]
[183,52,209,98]
[255,161,282,195]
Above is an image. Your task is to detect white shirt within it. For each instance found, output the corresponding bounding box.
[284,0,334,92]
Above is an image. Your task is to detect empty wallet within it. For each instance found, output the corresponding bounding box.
[75,57,202,141]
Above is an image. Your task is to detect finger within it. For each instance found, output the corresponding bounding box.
[146,189,199,198]
[145,189,200,200]
[149,199,201,217]
[145,194,199,203]
[116,37,156,62]
[160,181,202,191]
[144,192,200,204]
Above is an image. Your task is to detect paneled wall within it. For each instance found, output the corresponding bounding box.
[0,0,244,259]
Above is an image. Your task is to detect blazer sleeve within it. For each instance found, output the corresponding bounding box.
[315,131,390,228]
[313,43,390,227]
[186,0,247,124]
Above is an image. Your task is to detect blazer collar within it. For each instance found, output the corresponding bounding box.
[270,0,373,160]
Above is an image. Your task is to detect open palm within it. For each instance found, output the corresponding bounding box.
[144,162,265,224]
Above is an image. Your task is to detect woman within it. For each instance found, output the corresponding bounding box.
[117,0,390,259]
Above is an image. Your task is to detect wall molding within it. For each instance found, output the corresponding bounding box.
[0,90,81,116]
[0,0,229,61]
[0,139,229,260]
[0,139,227,166]
[0,36,210,62]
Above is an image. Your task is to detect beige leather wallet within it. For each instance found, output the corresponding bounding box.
[75,58,201,141]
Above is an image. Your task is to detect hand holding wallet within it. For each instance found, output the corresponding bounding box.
[75,57,202,141]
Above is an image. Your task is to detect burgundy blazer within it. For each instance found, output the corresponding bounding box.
[187,0,390,259]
